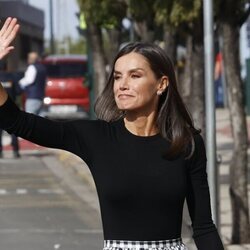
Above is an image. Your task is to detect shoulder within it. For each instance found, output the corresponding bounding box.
[185,131,207,166]
[64,118,108,129]
[26,64,37,74]
[63,119,114,136]
[191,130,206,155]
[192,132,205,150]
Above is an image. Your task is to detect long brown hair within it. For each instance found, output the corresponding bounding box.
[94,42,200,159]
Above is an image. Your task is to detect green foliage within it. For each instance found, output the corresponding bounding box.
[171,0,201,26]
[77,0,127,28]
[44,38,87,55]
[154,0,201,27]
[68,38,87,54]
[77,0,204,40]
[153,0,174,25]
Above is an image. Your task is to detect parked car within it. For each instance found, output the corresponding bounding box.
[40,54,90,120]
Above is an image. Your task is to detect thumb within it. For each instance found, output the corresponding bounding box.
[0,46,14,60]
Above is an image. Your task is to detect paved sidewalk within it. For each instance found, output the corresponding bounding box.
[216,108,250,250]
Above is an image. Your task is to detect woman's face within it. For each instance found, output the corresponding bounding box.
[113,52,165,114]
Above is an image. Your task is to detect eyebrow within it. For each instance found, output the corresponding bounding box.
[114,68,145,74]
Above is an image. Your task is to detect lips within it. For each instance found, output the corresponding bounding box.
[118,94,134,99]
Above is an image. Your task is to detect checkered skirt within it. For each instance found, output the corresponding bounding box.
[103,238,188,250]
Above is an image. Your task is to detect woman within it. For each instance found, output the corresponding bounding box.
[0,18,224,250]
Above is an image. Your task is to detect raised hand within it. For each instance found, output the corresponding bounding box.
[0,17,20,60]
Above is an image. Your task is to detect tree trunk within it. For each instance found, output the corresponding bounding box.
[163,24,177,64]
[105,28,121,67]
[190,42,205,135]
[179,35,192,102]
[134,21,154,42]
[180,34,205,134]
[87,22,107,99]
[221,21,250,244]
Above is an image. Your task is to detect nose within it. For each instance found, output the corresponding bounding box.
[119,77,129,90]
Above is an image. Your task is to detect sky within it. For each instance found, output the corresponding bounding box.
[28,0,80,41]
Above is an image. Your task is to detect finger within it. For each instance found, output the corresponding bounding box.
[1,18,18,40]
[0,17,12,37]
[3,24,20,46]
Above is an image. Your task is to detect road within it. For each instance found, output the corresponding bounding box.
[0,149,103,250]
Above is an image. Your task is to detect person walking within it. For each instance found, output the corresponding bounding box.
[0,61,20,158]
[18,51,46,115]
[0,18,224,250]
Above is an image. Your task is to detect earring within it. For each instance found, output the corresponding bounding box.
[157,91,162,96]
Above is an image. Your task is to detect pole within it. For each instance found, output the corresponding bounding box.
[49,0,55,54]
[203,0,219,228]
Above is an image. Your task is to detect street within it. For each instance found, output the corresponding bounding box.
[0,148,103,250]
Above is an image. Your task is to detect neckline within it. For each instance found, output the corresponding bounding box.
[117,118,162,142]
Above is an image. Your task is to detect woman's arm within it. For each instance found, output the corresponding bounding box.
[0,17,19,105]
[0,95,91,161]
[0,18,91,162]
[186,134,224,249]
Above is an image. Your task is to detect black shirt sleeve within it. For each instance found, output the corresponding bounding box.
[186,133,224,249]
[0,95,91,164]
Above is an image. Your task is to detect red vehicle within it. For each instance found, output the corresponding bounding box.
[41,54,90,119]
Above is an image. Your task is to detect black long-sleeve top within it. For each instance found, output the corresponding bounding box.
[0,96,224,249]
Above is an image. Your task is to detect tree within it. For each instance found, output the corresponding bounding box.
[216,0,250,243]
[129,0,157,42]
[154,0,205,134]
[77,0,126,99]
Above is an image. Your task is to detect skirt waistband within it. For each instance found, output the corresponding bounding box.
[103,238,186,250]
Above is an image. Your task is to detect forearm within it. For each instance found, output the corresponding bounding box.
[0,82,8,106]
[194,230,224,250]
[0,95,64,149]
[0,96,85,157]
[187,133,224,249]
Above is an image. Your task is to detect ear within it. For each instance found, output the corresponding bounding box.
[157,76,169,94]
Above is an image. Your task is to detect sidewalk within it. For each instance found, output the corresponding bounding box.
[216,108,250,249]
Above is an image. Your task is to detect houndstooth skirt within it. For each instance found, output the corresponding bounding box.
[103,238,188,250]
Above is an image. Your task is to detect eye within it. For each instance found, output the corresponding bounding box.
[114,75,121,80]
[131,74,140,78]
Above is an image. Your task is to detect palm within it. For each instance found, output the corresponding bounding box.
[0,17,19,60]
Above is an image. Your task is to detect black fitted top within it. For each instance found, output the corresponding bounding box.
[0,96,224,249]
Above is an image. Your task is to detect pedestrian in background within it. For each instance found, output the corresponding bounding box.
[0,18,224,250]
[19,51,47,115]
[0,60,20,158]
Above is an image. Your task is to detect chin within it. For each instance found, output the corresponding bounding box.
[117,103,137,110]
[116,100,142,111]
[116,103,131,110]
